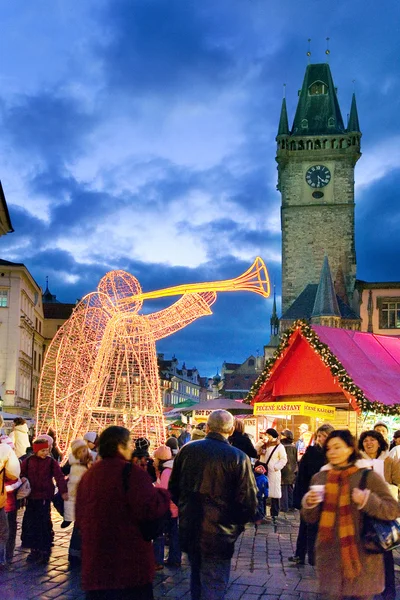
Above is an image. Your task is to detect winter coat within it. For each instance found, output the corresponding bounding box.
[255,441,287,499]
[9,424,30,459]
[155,459,178,518]
[359,451,400,499]
[280,440,298,485]
[293,444,326,509]
[302,464,400,597]
[75,455,170,591]
[228,431,258,459]
[0,444,20,509]
[20,454,67,500]
[169,432,258,559]
[64,453,90,522]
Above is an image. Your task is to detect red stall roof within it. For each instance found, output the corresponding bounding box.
[313,326,400,407]
[249,322,400,413]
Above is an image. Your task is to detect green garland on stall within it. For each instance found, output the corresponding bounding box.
[245,320,400,416]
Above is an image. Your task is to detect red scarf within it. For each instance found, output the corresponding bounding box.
[319,465,361,580]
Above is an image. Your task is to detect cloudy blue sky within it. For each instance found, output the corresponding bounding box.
[0,0,399,375]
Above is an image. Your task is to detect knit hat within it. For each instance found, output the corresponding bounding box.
[83,431,98,444]
[39,433,54,447]
[33,439,49,453]
[133,437,150,458]
[265,428,279,439]
[153,445,172,461]
[254,464,266,474]
[71,439,87,457]
[165,437,179,455]
[281,429,294,441]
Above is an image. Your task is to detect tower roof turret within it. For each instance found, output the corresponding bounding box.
[277,97,289,137]
[311,256,341,318]
[291,63,345,136]
[347,93,360,132]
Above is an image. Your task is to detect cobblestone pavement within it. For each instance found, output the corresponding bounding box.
[2,510,400,600]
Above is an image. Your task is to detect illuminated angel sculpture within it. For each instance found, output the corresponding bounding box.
[37,258,270,457]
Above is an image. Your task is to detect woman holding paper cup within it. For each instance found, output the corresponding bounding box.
[302,429,400,600]
[358,430,400,600]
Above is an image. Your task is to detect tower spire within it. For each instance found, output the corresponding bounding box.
[311,256,340,318]
[347,92,360,132]
[277,96,289,137]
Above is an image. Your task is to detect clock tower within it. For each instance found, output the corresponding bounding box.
[277,63,361,314]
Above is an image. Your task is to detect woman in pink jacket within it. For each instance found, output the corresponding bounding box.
[153,445,181,570]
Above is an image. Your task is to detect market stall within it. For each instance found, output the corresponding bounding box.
[247,321,400,437]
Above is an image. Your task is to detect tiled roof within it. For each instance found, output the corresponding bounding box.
[43,303,75,320]
[281,284,358,321]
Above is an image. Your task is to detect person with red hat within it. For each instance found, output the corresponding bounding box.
[20,438,68,564]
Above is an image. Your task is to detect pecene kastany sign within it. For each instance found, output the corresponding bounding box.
[253,401,335,419]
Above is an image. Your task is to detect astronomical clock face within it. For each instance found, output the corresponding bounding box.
[305,165,331,188]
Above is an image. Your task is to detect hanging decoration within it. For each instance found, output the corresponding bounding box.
[37,259,270,458]
[246,320,400,416]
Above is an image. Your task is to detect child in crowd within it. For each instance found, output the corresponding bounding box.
[153,445,180,570]
[20,438,68,564]
[62,439,93,567]
[254,462,269,522]
[132,437,156,482]
[62,440,93,528]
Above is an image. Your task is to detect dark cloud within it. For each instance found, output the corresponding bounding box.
[2,92,96,164]
[97,0,240,98]
[356,169,400,282]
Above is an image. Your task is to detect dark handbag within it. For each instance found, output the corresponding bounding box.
[360,469,400,553]
[52,491,65,516]
[122,462,170,541]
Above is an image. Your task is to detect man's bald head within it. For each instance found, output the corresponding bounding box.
[206,410,234,436]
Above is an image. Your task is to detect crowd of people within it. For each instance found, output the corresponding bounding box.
[1,413,400,600]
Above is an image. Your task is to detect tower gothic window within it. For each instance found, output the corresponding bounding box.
[328,117,335,128]
[301,119,308,129]
[309,81,328,95]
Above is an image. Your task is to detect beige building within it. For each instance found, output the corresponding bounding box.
[0,259,44,417]
[356,281,400,334]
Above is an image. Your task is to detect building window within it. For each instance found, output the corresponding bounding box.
[33,350,37,370]
[328,117,335,128]
[0,290,8,307]
[301,118,308,129]
[309,81,328,95]
[380,301,400,329]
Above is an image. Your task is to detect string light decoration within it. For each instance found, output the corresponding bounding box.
[246,320,400,416]
[37,259,270,458]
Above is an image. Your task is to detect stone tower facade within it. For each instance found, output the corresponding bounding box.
[277,63,361,314]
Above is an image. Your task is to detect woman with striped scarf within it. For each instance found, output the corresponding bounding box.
[301,430,400,600]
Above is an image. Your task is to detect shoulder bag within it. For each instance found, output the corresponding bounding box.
[360,468,400,553]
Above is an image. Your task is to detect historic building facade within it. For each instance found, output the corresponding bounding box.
[0,259,44,417]
[277,63,361,319]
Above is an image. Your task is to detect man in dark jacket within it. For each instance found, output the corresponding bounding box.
[76,426,170,600]
[169,410,258,600]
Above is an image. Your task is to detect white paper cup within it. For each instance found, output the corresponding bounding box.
[309,484,325,502]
